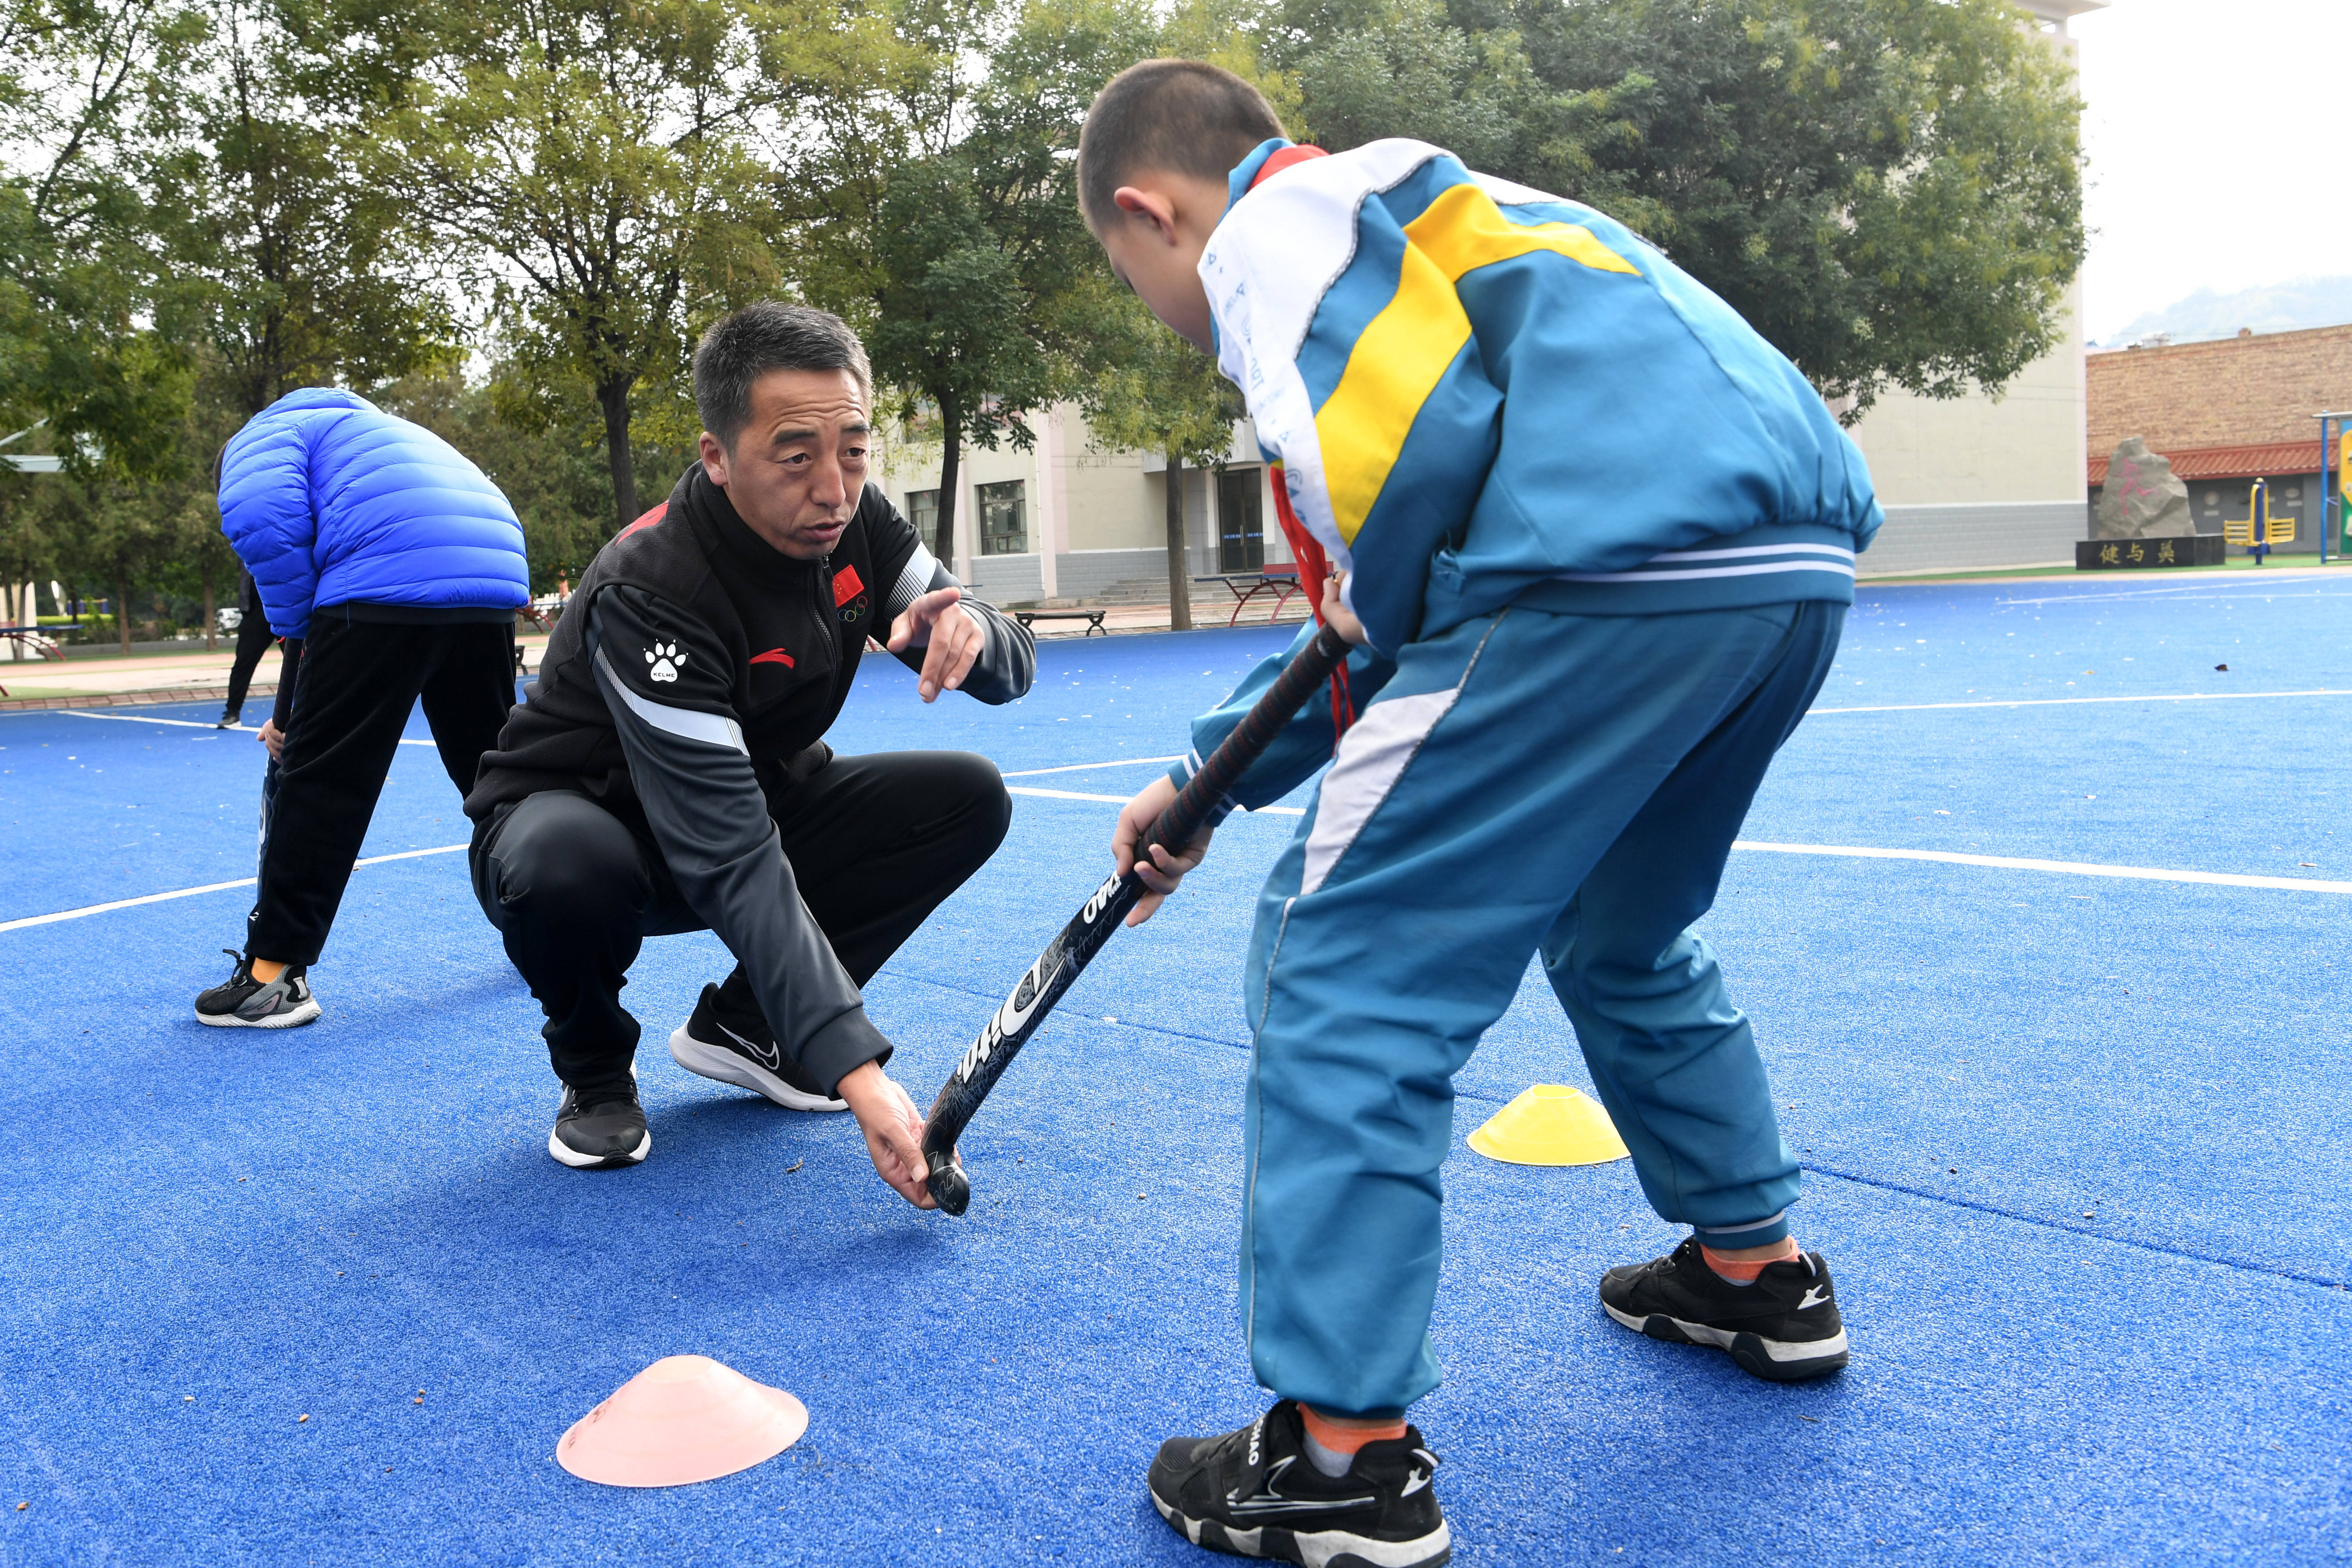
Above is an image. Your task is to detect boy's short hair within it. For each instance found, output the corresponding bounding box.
[692,302,873,453]
[1078,60,1286,230]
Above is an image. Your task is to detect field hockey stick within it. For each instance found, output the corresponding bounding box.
[919,621,1354,1216]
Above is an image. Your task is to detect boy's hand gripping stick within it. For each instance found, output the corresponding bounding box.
[918,622,1354,1216]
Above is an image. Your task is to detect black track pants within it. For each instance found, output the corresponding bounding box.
[470,752,1010,1100]
[222,611,276,720]
[246,614,517,964]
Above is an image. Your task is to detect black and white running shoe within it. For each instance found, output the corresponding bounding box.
[1147,1400,1450,1568]
[1599,1236,1850,1382]
[548,1082,651,1169]
[215,711,242,729]
[194,950,321,1029]
[667,983,847,1111]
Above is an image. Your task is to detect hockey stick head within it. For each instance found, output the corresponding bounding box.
[926,1160,970,1216]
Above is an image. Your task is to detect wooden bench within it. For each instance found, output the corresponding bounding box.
[1196,562,1304,626]
[1015,608,1109,637]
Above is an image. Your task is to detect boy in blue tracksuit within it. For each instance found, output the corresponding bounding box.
[1079,62,1880,1565]
[196,389,529,1029]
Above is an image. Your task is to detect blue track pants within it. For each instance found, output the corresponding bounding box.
[1237,600,1845,1414]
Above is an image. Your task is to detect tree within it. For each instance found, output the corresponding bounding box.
[0,0,205,476]
[379,357,700,595]
[797,0,1151,566]
[1077,286,1242,628]
[152,0,455,420]
[365,0,815,532]
[1276,0,2085,420]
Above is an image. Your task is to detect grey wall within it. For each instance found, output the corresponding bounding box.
[961,553,1042,606]
[2184,471,2326,555]
[2085,470,2336,557]
[1857,501,2088,577]
[1056,548,1185,600]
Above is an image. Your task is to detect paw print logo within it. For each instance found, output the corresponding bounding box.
[646,641,685,683]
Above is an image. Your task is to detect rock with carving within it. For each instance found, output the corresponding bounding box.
[2094,437,2197,539]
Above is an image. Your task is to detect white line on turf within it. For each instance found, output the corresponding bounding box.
[58,710,438,744]
[1001,756,1184,776]
[1729,841,2352,894]
[1007,785,1304,815]
[0,843,468,933]
[1809,688,2352,715]
[10,791,2338,935]
[1010,788,2344,891]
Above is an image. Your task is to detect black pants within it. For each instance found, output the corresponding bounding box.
[470,752,1010,1099]
[248,614,516,964]
[222,611,275,720]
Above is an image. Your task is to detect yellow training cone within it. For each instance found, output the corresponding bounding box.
[1468,1085,1630,1167]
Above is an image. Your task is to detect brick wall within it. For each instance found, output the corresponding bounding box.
[2087,325,2352,454]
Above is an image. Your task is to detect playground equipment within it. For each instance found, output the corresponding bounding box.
[2223,478,2296,565]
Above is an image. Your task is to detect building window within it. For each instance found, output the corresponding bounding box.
[906,489,944,560]
[978,480,1027,556]
[1218,468,1265,573]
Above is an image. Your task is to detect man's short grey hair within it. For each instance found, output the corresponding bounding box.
[692,302,873,451]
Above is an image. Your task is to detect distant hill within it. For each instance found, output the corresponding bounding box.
[2099,277,2352,347]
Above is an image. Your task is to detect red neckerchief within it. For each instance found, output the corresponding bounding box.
[1246,144,1354,743]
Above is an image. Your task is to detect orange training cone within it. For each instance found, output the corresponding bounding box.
[1467,1084,1630,1167]
[557,1355,808,1487]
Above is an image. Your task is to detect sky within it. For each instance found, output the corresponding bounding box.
[2072,0,2352,342]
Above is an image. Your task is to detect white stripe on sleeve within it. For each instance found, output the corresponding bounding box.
[887,543,939,621]
[594,648,747,754]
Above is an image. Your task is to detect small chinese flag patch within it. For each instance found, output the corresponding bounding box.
[832,565,865,607]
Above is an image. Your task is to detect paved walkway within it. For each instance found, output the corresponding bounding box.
[0,637,558,711]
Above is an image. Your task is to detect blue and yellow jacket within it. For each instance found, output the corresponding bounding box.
[1171,137,1881,809]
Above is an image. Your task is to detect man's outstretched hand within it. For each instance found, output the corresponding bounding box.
[1112,774,1215,928]
[886,586,982,702]
[836,1059,938,1208]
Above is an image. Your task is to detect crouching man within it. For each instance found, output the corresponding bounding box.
[463,303,1035,1199]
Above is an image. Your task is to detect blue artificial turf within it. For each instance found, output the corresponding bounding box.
[1,570,2349,1564]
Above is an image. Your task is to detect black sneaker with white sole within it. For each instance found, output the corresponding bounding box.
[667,983,847,1111]
[549,1083,651,1169]
[1599,1236,1850,1382]
[194,950,322,1029]
[1148,1400,1449,1568]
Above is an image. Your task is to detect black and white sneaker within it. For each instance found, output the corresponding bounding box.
[548,1082,651,1169]
[1599,1236,1850,1382]
[1147,1400,1450,1568]
[194,950,321,1029]
[215,711,242,729]
[667,983,846,1111]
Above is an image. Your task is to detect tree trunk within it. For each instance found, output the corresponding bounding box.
[203,570,216,652]
[937,391,962,576]
[116,571,133,655]
[1164,452,1192,631]
[598,376,639,535]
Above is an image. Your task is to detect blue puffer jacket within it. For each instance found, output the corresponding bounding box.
[219,388,529,638]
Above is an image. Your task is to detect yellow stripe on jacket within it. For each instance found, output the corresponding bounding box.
[1314,183,1642,545]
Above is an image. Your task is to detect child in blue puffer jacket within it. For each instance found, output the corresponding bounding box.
[196,388,529,1029]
